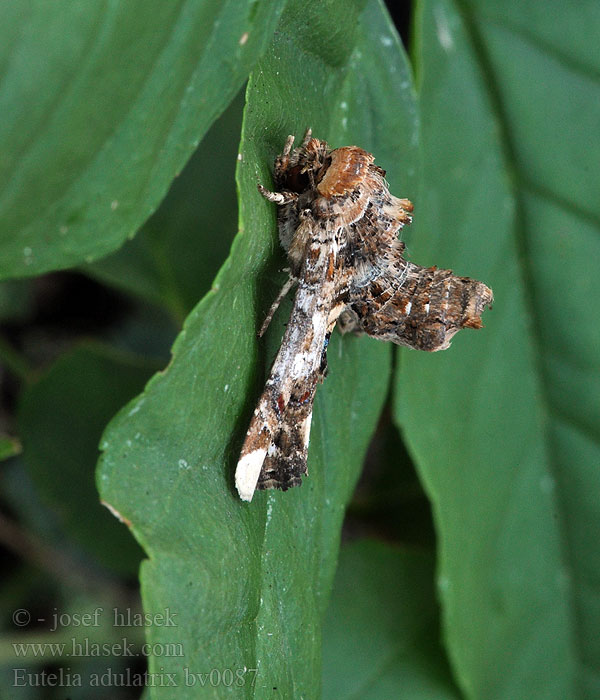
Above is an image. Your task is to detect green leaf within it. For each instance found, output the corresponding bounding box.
[98,0,417,695]
[394,1,600,698]
[84,89,245,321]
[0,0,285,280]
[18,344,156,576]
[322,540,460,700]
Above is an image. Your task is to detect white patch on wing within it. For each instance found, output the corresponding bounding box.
[404,300,412,315]
[301,412,313,448]
[297,290,313,313]
[291,352,311,379]
[311,308,328,337]
[235,448,267,502]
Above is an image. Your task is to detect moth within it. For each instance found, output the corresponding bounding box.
[235,130,493,502]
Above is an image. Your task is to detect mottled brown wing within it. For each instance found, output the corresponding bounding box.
[254,366,319,493]
[235,231,337,501]
[345,259,493,352]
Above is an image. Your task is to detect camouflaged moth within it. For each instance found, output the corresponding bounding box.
[235,130,493,501]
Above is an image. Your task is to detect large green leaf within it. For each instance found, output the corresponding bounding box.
[0,0,284,280]
[84,89,245,321]
[18,344,155,575]
[98,0,417,695]
[395,1,600,698]
[322,540,459,699]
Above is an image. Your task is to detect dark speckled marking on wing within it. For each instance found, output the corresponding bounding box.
[343,194,493,351]
[347,262,493,351]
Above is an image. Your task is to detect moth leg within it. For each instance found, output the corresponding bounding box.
[282,134,295,156]
[257,184,298,206]
[337,308,362,335]
[274,135,296,173]
[300,127,313,148]
[275,130,312,176]
[258,274,297,338]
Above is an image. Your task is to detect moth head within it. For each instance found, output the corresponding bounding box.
[275,136,330,193]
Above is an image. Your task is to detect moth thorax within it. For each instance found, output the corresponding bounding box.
[317,147,374,198]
